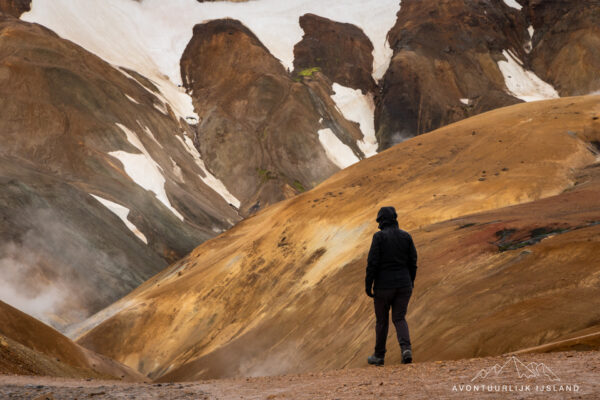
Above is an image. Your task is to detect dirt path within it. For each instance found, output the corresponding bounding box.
[1,351,598,399]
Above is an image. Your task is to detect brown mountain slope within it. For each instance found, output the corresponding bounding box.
[78,96,600,380]
[181,19,369,215]
[0,300,143,380]
[0,16,239,329]
[375,0,526,149]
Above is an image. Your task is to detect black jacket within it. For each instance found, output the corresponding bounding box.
[365,207,418,291]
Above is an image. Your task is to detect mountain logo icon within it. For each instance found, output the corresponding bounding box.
[471,356,561,382]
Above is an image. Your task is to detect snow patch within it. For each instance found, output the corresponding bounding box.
[109,123,184,221]
[460,98,471,105]
[497,50,559,102]
[330,83,377,157]
[524,25,534,54]
[170,157,184,183]
[176,134,241,208]
[318,128,360,169]
[503,0,523,10]
[23,0,198,122]
[125,94,139,104]
[91,194,148,244]
[140,123,163,149]
[24,0,399,89]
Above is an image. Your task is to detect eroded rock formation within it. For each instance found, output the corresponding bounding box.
[375,0,528,149]
[181,19,366,215]
[525,0,600,95]
[293,13,377,94]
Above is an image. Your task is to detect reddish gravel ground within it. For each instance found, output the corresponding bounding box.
[0,350,598,399]
[0,351,600,400]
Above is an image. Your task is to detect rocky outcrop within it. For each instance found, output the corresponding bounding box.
[293,13,377,93]
[525,0,600,95]
[0,0,30,17]
[375,0,528,149]
[0,16,240,329]
[181,19,367,215]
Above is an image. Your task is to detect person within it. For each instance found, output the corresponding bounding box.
[365,206,417,366]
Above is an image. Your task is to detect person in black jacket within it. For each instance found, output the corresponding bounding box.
[365,206,417,366]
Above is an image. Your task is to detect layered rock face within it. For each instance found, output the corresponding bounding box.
[293,13,377,94]
[525,0,600,95]
[375,0,529,149]
[77,96,600,380]
[181,19,367,215]
[0,16,240,329]
[0,0,30,17]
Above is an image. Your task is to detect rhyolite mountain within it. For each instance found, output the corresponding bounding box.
[0,0,599,380]
[0,14,240,329]
[181,19,369,215]
[524,0,600,95]
[375,0,600,149]
[2,0,391,329]
[376,0,530,149]
[77,96,600,380]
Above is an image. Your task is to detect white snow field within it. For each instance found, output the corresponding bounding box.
[110,123,185,221]
[318,128,360,169]
[90,195,148,244]
[23,0,400,85]
[497,50,559,102]
[331,83,378,157]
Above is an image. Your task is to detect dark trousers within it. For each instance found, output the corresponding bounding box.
[373,287,412,358]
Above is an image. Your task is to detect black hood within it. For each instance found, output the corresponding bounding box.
[376,206,398,229]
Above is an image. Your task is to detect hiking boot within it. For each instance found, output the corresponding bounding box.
[402,349,413,364]
[367,354,384,366]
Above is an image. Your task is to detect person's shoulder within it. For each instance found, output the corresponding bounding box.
[397,229,413,239]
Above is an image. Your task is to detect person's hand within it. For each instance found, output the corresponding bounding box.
[365,287,374,298]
